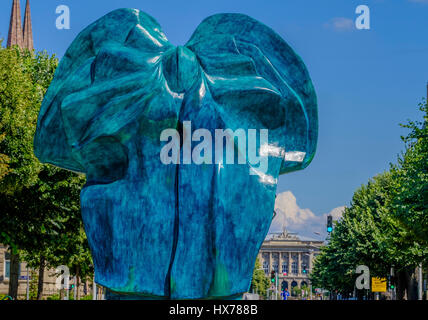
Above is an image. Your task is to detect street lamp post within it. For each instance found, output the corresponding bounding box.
[26,267,30,300]
[73,276,77,300]
[65,275,70,300]
[390,266,396,301]
[418,263,423,300]
[276,271,279,300]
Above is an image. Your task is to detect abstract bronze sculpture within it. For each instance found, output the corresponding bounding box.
[34,9,318,299]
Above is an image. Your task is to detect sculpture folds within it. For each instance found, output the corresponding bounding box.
[34,9,318,299]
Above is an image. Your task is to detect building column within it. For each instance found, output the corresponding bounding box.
[281,252,284,274]
[269,252,272,273]
[288,252,292,275]
[298,252,302,275]
[309,252,314,273]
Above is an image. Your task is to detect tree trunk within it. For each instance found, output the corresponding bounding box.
[36,256,45,300]
[396,269,420,300]
[396,270,408,300]
[408,268,419,300]
[8,251,20,299]
[84,280,88,297]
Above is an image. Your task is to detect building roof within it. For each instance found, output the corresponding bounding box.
[263,229,325,249]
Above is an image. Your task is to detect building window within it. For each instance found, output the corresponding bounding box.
[4,252,11,279]
[301,254,310,274]
[291,261,298,275]
[5,260,10,278]
[273,263,279,273]
[4,252,20,279]
[262,260,269,274]
[282,263,288,274]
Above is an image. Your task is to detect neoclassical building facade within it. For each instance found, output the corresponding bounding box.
[258,230,323,292]
[0,244,62,298]
[0,244,93,299]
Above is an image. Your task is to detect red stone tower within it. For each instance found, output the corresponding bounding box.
[7,0,23,48]
[7,0,34,50]
[23,0,34,50]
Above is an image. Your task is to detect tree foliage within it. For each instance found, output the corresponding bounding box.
[0,45,46,193]
[250,257,271,299]
[391,101,428,246]
[0,44,92,298]
[310,101,428,299]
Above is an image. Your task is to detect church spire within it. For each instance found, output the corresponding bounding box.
[23,0,34,50]
[7,0,23,48]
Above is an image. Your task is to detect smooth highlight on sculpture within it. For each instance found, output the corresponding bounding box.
[34,9,318,299]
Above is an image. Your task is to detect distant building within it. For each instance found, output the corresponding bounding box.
[0,244,92,299]
[0,244,60,298]
[257,229,323,293]
[7,0,34,50]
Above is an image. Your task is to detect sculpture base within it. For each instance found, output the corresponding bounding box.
[105,290,243,300]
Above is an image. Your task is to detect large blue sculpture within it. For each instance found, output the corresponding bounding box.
[34,9,318,299]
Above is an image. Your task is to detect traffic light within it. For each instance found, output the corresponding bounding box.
[327,215,333,233]
[270,270,276,283]
[388,276,396,290]
[281,281,287,291]
[302,264,307,274]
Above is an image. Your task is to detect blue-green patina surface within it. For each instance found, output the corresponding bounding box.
[34,9,318,299]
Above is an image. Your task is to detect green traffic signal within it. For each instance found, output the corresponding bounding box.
[327,215,333,233]
[270,271,276,283]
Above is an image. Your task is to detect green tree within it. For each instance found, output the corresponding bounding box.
[0,44,55,299]
[0,133,10,180]
[250,257,270,299]
[0,44,92,299]
[311,101,428,300]
[291,286,302,298]
[17,165,91,300]
[310,172,427,299]
[0,45,56,193]
[301,284,310,298]
[391,100,428,246]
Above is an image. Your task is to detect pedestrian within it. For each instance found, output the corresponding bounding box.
[281,289,290,300]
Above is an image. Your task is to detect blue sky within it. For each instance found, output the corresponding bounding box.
[1,0,427,236]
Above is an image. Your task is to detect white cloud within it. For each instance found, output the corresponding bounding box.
[268,191,345,240]
[329,206,346,220]
[324,17,354,31]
